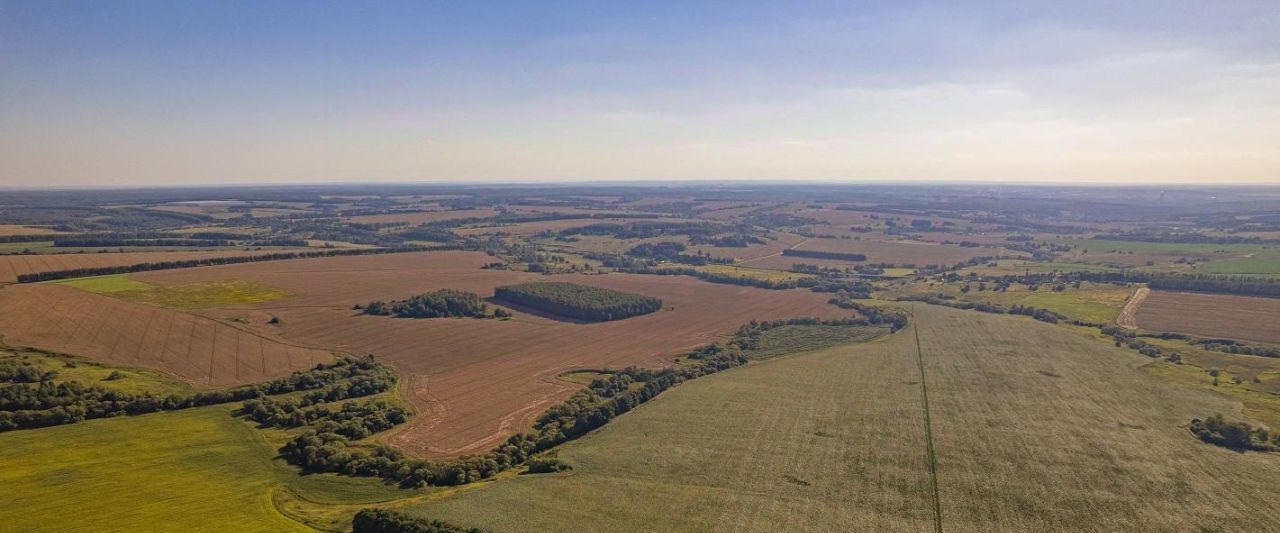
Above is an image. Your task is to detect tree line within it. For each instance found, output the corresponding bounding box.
[0,356,392,432]
[16,245,455,283]
[493,282,662,322]
[895,293,1065,324]
[781,249,868,261]
[52,238,234,248]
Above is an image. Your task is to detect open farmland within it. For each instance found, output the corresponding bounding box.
[126,251,847,457]
[0,249,287,284]
[408,305,1280,532]
[0,283,332,387]
[1134,290,1280,344]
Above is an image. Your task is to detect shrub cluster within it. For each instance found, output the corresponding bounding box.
[493,282,662,322]
[352,509,488,533]
[1190,414,1279,451]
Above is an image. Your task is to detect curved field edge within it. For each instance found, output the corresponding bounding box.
[398,305,1280,532]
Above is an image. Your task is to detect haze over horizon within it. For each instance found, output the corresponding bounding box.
[2,1,1279,187]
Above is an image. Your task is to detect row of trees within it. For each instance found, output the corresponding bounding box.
[493,282,662,322]
[16,245,452,282]
[52,238,233,247]
[0,356,392,432]
[894,294,1065,324]
[980,270,1280,299]
[359,289,502,319]
[781,249,868,261]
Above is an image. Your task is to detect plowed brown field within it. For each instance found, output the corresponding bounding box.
[1134,290,1280,344]
[130,251,848,457]
[0,283,332,387]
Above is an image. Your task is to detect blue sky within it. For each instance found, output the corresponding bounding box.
[2,1,1278,185]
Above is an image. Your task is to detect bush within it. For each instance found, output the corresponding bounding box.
[352,509,487,533]
[526,457,572,473]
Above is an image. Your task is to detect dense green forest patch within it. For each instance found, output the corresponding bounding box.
[492,282,662,322]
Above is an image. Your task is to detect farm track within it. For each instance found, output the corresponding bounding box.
[1115,286,1149,329]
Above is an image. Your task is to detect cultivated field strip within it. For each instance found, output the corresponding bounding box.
[132,251,847,456]
[0,283,331,387]
[0,249,284,283]
[1134,290,1280,344]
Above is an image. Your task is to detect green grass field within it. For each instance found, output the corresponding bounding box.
[0,405,309,532]
[57,274,290,309]
[402,305,1280,532]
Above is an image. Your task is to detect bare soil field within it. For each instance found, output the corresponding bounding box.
[0,283,332,387]
[131,251,847,457]
[1134,290,1280,344]
[740,237,995,268]
[342,208,498,225]
[0,249,285,283]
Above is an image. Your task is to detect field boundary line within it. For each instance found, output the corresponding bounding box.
[912,305,944,533]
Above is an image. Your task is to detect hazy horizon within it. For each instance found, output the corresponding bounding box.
[3,1,1279,187]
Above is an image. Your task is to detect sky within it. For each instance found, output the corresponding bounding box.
[1,1,1278,187]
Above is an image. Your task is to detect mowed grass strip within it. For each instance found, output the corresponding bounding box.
[57,274,290,309]
[0,405,309,532]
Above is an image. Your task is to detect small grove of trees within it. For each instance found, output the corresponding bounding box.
[0,358,58,383]
[493,282,662,322]
[1190,414,1279,451]
[0,356,393,432]
[358,289,502,319]
[352,508,488,533]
